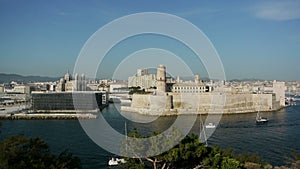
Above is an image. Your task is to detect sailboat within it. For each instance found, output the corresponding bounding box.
[108,122,127,166]
[199,115,208,147]
[256,88,268,124]
[256,111,268,124]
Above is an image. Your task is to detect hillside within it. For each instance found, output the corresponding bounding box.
[0,73,59,84]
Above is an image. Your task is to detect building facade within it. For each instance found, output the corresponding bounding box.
[128,69,156,90]
[13,85,33,94]
[0,85,4,93]
[31,92,107,112]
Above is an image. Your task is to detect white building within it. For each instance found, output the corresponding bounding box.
[109,82,128,93]
[172,75,210,93]
[13,85,32,94]
[0,85,4,93]
[128,68,156,90]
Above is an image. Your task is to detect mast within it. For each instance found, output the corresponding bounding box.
[125,121,128,153]
[199,114,208,147]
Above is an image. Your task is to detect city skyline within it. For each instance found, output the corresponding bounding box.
[1,0,300,81]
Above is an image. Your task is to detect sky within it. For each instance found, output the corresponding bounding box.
[0,0,300,81]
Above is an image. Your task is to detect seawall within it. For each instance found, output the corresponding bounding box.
[121,92,283,115]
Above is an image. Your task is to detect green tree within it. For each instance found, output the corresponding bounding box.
[235,152,263,165]
[287,149,300,169]
[221,157,241,169]
[122,129,212,169]
[119,128,299,169]
[121,128,183,169]
[0,135,81,169]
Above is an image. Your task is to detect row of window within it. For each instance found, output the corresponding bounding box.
[173,86,205,90]
[172,86,209,93]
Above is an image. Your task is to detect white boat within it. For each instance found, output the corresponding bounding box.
[108,157,126,166]
[205,123,216,129]
[120,98,131,104]
[256,112,268,124]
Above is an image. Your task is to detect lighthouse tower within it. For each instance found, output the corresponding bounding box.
[156,64,166,95]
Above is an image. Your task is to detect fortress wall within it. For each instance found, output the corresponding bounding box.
[130,94,173,109]
[252,94,273,111]
[173,93,276,114]
[149,95,172,110]
[172,93,213,107]
[130,94,151,108]
[127,92,278,115]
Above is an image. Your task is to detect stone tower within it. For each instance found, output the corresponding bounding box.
[156,64,166,94]
[195,75,201,84]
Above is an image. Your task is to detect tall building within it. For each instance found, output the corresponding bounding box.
[137,69,149,76]
[128,68,156,90]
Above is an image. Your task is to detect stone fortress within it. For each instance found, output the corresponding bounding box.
[121,65,285,115]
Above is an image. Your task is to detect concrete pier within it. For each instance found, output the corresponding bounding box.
[0,113,97,120]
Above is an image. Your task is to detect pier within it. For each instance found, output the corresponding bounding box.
[0,113,97,120]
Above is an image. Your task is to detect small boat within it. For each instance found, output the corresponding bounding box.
[256,111,268,124]
[108,157,126,166]
[205,123,216,129]
[120,98,131,104]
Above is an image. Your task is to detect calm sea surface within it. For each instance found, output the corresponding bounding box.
[0,100,299,169]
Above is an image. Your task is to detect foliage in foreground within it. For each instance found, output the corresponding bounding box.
[120,129,300,169]
[0,134,81,169]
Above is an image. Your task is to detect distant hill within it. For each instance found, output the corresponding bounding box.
[0,73,59,84]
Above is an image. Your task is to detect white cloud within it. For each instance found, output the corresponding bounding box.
[175,7,219,18]
[254,0,300,21]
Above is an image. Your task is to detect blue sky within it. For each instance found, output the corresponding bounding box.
[0,0,300,80]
